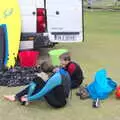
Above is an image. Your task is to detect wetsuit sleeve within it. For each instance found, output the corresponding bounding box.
[27,72,62,101]
[28,82,37,97]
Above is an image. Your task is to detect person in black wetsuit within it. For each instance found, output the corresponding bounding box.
[59,52,84,89]
[4,62,71,108]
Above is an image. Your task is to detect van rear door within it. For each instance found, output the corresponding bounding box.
[46,0,83,42]
[18,0,36,33]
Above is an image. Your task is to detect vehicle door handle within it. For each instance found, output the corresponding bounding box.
[56,11,60,15]
[32,12,36,15]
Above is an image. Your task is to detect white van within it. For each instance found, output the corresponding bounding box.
[18,0,84,50]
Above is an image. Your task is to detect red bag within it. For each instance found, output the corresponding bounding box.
[115,86,120,98]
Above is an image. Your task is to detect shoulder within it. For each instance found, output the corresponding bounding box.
[59,68,69,75]
[66,62,76,74]
[68,62,77,69]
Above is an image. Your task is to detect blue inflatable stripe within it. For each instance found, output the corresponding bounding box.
[2,24,8,65]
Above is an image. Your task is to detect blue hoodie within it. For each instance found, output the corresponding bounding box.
[87,69,117,100]
[27,69,71,101]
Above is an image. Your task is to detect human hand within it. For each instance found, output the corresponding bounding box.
[53,67,60,72]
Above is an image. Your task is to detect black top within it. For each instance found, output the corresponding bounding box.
[65,61,84,89]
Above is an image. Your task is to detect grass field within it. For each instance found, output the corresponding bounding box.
[0,11,120,120]
[84,0,120,9]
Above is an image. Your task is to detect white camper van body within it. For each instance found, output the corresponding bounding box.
[18,0,83,50]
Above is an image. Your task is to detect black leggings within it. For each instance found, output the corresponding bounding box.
[15,77,66,108]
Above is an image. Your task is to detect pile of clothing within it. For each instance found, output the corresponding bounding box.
[77,69,117,100]
[0,66,41,87]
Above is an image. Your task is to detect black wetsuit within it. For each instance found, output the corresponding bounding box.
[65,62,84,89]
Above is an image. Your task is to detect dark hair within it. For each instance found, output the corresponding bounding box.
[59,52,71,61]
[40,61,54,73]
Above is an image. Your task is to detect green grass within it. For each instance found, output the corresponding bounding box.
[84,0,120,8]
[1,11,120,120]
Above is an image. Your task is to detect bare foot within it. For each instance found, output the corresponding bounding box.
[4,95,16,102]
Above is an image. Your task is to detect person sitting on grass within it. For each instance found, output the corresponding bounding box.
[59,52,84,89]
[4,62,71,108]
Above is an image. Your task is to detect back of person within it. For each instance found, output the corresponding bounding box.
[65,61,84,89]
[59,68,71,98]
[44,68,71,108]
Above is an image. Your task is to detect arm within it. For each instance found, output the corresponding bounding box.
[27,72,62,101]
[28,82,37,97]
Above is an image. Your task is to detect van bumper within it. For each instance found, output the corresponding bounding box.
[20,33,57,50]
